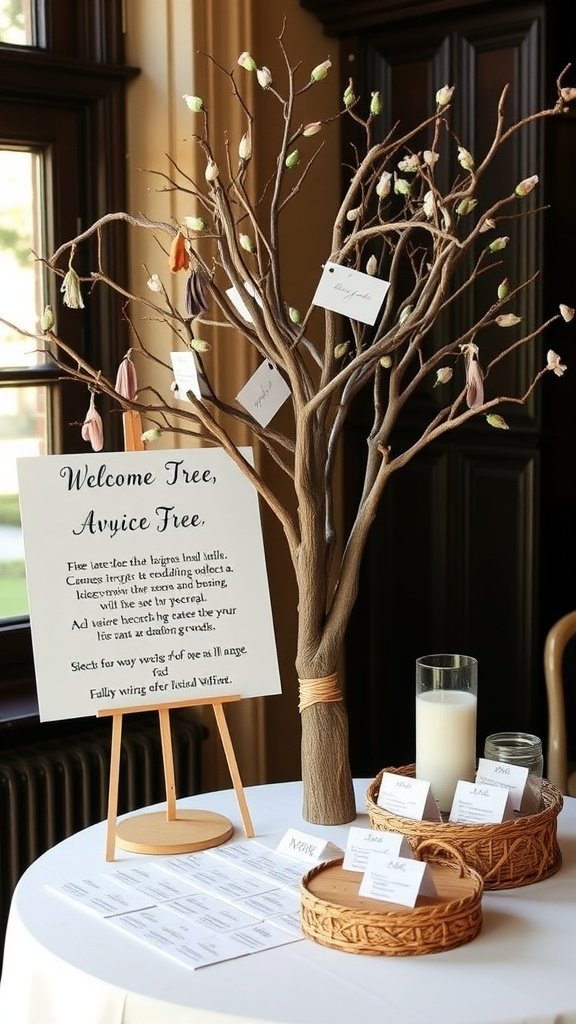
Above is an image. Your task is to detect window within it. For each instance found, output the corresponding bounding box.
[0,0,138,717]
[0,148,47,621]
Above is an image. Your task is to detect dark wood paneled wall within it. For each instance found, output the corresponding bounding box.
[302,0,576,776]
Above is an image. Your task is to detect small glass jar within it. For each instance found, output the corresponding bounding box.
[484,732,543,775]
[484,731,543,813]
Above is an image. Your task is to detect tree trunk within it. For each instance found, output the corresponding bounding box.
[300,700,356,824]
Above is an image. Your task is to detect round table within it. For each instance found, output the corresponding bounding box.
[1,779,575,1024]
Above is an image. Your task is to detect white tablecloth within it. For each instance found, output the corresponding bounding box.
[1,778,575,1024]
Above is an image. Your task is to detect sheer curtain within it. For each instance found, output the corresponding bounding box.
[123,0,340,792]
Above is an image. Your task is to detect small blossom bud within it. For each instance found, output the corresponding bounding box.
[40,304,54,332]
[343,79,356,108]
[488,235,509,252]
[423,190,435,219]
[398,154,420,173]
[457,146,475,172]
[190,338,211,353]
[147,273,162,292]
[560,303,575,322]
[455,197,477,216]
[238,132,252,161]
[399,305,413,324]
[496,313,522,327]
[334,342,349,359]
[370,91,382,116]
[288,307,302,324]
[486,414,509,430]
[515,174,538,197]
[434,366,453,386]
[238,51,257,72]
[366,254,378,276]
[436,84,454,109]
[423,150,439,167]
[379,355,393,368]
[480,217,496,233]
[346,206,361,221]
[302,121,322,137]
[375,171,392,199]
[394,176,411,197]
[285,149,300,169]
[560,86,576,104]
[185,216,207,232]
[239,232,255,253]
[182,94,204,112]
[547,350,567,376]
[311,59,331,82]
[205,158,219,183]
[497,278,510,300]
[256,66,272,89]
[141,427,162,443]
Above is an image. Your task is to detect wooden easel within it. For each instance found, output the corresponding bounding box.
[96,412,254,860]
[98,694,254,861]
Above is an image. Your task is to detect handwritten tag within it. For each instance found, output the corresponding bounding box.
[475,757,540,813]
[226,281,263,323]
[276,828,342,866]
[236,360,291,427]
[343,827,413,872]
[449,779,514,824]
[170,351,209,401]
[312,262,390,325]
[377,772,442,822]
[359,856,436,908]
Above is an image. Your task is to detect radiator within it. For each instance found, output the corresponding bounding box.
[0,714,205,955]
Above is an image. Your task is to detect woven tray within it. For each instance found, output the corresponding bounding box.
[366,765,563,890]
[300,839,483,957]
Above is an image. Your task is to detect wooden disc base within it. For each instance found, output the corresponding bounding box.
[115,808,234,855]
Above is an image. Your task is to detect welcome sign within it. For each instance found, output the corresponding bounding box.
[17,447,281,721]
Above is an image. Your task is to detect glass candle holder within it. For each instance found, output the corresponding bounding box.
[415,653,478,813]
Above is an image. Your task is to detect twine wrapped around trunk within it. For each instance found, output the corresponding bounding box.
[298,674,356,825]
[298,673,342,712]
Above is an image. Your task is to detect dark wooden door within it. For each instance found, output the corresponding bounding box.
[302,0,576,776]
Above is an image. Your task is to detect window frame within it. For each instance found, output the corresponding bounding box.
[0,1,138,724]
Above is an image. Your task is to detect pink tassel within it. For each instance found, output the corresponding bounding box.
[466,354,484,409]
[115,353,138,401]
[81,394,104,452]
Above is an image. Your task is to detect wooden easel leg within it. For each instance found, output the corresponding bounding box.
[105,712,123,861]
[158,708,176,821]
[212,702,255,838]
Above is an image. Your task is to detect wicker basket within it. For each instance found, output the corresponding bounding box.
[300,839,483,957]
[366,765,563,890]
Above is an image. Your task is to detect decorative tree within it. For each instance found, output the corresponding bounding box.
[7,37,575,824]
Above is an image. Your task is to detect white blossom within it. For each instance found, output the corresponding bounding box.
[547,350,567,376]
[147,273,162,292]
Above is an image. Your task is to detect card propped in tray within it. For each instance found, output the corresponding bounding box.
[449,779,514,824]
[377,771,442,822]
[343,827,413,872]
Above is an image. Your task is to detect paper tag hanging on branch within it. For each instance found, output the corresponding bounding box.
[236,360,291,427]
[226,280,263,323]
[170,351,210,401]
[312,261,391,325]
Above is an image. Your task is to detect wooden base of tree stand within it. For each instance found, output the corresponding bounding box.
[98,695,254,861]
